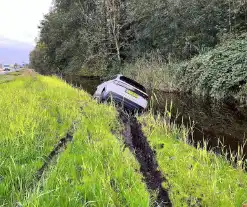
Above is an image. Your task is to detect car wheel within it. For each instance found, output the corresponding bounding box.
[100,88,106,102]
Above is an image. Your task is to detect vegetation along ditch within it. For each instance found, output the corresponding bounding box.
[26,0,247,205]
[1,71,247,206]
[63,74,247,205]
[0,72,150,206]
[65,75,247,161]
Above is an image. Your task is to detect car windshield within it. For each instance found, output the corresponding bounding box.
[120,76,146,93]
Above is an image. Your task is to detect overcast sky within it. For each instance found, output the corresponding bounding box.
[0,0,52,45]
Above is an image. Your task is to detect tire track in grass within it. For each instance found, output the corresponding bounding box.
[119,110,172,207]
[21,132,74,206]
[35,133,73,181]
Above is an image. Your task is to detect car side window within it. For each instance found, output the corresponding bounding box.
[119,76,146,92]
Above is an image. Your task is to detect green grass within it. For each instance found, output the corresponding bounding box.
[139,112,247,207]
[1,72,247,207]
[0,70,27,84]
[0,75,15,83]
[0,74,149,206]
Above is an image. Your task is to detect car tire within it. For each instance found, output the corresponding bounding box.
[100,88,106,102]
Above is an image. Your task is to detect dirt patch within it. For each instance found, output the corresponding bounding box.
[35,133,73,181]
[21,69,37,77]
[119,110,172,207]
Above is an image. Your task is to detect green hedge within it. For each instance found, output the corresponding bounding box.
[174,33,247,99]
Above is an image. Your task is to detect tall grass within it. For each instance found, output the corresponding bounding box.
[0,75,150,206]
[0,76,81,205]
[122,57,179,92]
[24,93,149,206]
[139,112,247,206]
[0,71,23,83]
[1,72,247,206]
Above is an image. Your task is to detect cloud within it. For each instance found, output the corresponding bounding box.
[0,37,34,64]
[0,0,52,44]
[0,37,34,49]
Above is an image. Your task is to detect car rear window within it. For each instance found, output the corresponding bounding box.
[120,76,146,93]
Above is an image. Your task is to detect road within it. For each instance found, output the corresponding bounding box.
[0,69,22,75]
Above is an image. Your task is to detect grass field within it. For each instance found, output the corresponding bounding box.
[0,70,24,84]
[139,113,247,206]
[0,74,149,206]
[0,72,247,206]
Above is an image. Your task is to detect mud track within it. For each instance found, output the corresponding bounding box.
[119,110,172,207]
[36,133,73,181]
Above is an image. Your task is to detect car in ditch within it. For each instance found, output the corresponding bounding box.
[93,74,149,112]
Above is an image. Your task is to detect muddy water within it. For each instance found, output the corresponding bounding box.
[64,75,101,95]
[64,75,247,159]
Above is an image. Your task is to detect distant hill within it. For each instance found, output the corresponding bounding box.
[0,37,34,64]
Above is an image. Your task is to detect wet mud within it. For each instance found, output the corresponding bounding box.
[119,110,172,207]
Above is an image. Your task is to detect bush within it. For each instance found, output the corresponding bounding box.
[174,33,247,99]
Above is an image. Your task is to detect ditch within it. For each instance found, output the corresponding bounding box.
[64,75,247,160]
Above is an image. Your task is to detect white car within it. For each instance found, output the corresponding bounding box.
[3,65,11,71]
[93,74,149,112]
[93,74,148,111]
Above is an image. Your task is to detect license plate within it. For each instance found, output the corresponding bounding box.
[126,90,138,98]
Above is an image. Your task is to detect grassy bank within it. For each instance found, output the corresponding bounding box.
[122,34,247,101]
[0,70,25,84]
[139,112,247,206]
[1,72,247,206]
[0,74,149,206]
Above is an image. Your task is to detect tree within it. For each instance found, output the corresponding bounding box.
[29,42,49,74]
[30,0,247,75]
